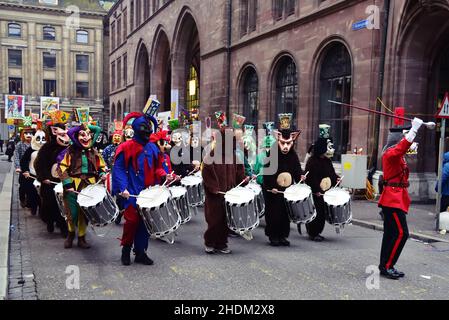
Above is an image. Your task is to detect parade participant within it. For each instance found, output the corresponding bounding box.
[150,130,176,176]
[94,130,109,153]
[34,116,70,235]
[20,127,46,216]
[113,112,172,266]
[263,113,304,247]
[6,139,15,162]
[57,122,107,249]
[171,127,198,178]
[202,112,249,254]
[123,125,134,141]
[253,134,276,185]
[378,118,423,280]
[102,130,123,169]
[15,126,36,208]
[304,131,340,241]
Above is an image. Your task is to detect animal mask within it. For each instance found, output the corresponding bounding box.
[50,126,70,147]
[31,130,46,151]
[273,130,301,155]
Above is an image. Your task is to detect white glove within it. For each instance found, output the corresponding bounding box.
[405,118,423,143]
[411,118,423,132]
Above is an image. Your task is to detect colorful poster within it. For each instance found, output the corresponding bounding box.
[75,107,90,123]
[40,96,60,118]
[5,95,25,119]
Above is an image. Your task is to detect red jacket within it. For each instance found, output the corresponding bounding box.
[378,138,412,213]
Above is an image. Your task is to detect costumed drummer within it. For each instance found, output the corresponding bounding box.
[113,110,173,266]
[262,113,304,247]
[15,124,36,208]
[303,125,340,242]
[202,112,249,254]
[34,111,70,236]
[378,118,423,280]
[57,118,107,249]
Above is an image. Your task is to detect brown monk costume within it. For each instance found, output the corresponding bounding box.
[202,125,247,254]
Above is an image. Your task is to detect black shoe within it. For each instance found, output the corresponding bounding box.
[135,251,154,265]
[121,245,131,266]
[392,268,405,278]
[379,267,401,280]
[279,238,290,246]
[269,238,281,247]
[47,222,54,233]
[309,235,325,242]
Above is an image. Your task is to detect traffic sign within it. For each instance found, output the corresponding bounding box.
[436,92,449,118]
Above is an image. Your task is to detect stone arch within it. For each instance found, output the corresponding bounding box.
[117,100,122,121]
[150,25,172,111]
[134,40,151,112]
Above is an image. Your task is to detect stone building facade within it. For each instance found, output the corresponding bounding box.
[108,0,449,200]
[0,0,107,125]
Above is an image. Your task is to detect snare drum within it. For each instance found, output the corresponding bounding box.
[54,182,66,219]
[181,176,205,207]
[284,183,317,224]
[77,184,119,227]
[225,187,259,236]
[323,188,352,230]
[168,185,191,224]
[245,182,265,218]
[136,186,181,238]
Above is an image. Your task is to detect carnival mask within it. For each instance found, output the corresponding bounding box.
[137,123,152,143]
[24,132,34,142]
[274,130,301,155]
[124,128,134,141]
[326,139,335,159]
[31,130,46,151]
[79,129,93,148]
[51,126,70,147]
[171,132,182,147]
[191,136,200,149]
[112,133,123,145]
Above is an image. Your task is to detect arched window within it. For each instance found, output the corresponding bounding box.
[275,56,298,122]
[117,101,122,121]
[242,68,259,127]
[319,43,352,161]
[76,30,88,44]
[111,103,116,121]
[8,23,21,37]
[43,26,55,40]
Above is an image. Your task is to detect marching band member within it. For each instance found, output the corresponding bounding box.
[57,122,107,249]
[378,118,423,279]
[34,116,70,236]
[102,130,123,169]
[15,126,35,208]
[113,112,172,266]
[263,114,304,247]
[20,127,46,216]
[304,131,340,241]
[202,113,249,254]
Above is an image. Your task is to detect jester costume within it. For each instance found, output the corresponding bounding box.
[112,112,167,266]
[57,123,107,249]
[34,122,70,235]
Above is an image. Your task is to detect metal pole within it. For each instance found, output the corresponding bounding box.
[436,119,446,231]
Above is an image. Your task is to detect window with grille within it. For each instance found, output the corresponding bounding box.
[8,49,22,67]
[275,57,298,122]
[242,68,259,127]
[43,80,56,96]
[240,0,257,37]
[9,77,23,94]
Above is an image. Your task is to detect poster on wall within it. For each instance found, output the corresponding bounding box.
[40,96,60,118]
[5,95,25,119]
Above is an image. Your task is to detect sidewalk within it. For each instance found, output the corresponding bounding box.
[351,199,449,243]
[0,157,13,300]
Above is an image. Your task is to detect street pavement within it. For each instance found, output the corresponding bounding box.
[9,188,449,300]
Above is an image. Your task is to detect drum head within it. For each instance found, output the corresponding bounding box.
[169,186,187,199]
[54,182,63,194]
[246,182,261,195]
[323,188,350,206]
[225,187,254,205]
[284,184,311,202]
[77,184,106,207]
[137,186,171,209]
[181,175,202,187]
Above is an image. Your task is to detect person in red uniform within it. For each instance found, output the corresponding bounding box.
[378,117,423,280]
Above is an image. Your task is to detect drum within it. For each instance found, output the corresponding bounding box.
[323,188,352,231]
[54,182,66,219]
[136,186,181,238]
[245,182,265,218]
[224,187,259,236]
[181,176,205,207]
[33,179,41,193]
[284,183,317,224]
[77,184,119,227]
[168,185,191,224]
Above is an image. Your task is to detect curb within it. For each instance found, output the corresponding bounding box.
[352,219,449,244]
[0,165,13,300]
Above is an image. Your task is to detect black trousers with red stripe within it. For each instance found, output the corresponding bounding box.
[379,207,409,270]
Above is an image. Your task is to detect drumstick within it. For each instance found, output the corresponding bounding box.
[28,175,59,185]
[334,176,344,188]
[162,171,175,187]
[267,189,284,194]
[300,171,309,184]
